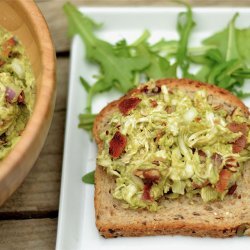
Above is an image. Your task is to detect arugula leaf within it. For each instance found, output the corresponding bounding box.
[176,1,195,76]
[195,65,211,82]
[82,171,95,184]
[78,113,96,131]
[225,14,239,61]
[86,79,112,113]
[131,30,151,47]
[64,3,150,97]
[203,13,250,65]
[233,89,250,98]
[134,42,176,79]
[150,39,178,59]
[80,77,90,92]
[237,28,250,66]
[232,68,250,78]
[131,31,177,79]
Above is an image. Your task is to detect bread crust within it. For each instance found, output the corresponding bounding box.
[93,79,250,238]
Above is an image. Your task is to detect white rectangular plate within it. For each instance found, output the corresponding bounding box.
[56,7,250,250]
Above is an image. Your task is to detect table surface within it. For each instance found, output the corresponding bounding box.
[0,0,249,249]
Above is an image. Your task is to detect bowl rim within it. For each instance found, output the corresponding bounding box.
[0,0,56,198]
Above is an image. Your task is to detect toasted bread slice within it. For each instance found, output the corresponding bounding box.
[93,78,250,238]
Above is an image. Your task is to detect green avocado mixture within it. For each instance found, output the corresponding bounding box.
[97,81,250,211]
[0,27,35,160]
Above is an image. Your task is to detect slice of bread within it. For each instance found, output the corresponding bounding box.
[93,78,250,238]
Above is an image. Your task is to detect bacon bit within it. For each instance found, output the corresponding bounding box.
[225,157,239,169]
[228,183,237,195]
[198,150,207,163]
[227,122,248,153]
[0,60,5,67]
[152,86,161,94]
[211,153,223,168]
[216,169,232,193]
[17,91,25,104]
[227,122,248,134]
[8,51,20,59]
[225,164,239,170]
[232,136,247,153]
[155,131,164,142]
[150,99,158,108]
[109,131,127,159]
[134,169,160,183]
[141,85,161,96]
[195,117,202,122]
[141,85,149,93]
[118,97,141,115]
[2,37,17,58]
[135,168,160,201]
[143,169,160,183]
[0,133,6,144]
[192,180,209,189]
[134,169,144,179]
[152,160,160,166]
[165,106,176,114]
[168,89,174,95]
[142,182,153,200]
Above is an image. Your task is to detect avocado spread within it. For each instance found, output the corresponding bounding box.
[0,27,35,159]
[97,81,250,211]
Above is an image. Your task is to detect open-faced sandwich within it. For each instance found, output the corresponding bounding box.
[93,78,250,238]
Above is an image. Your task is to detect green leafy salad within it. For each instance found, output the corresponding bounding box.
[64,3,250,210]
[64,2,250,129]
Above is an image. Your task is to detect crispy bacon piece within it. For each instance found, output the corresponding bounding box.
[151,86,161,94]
[195,117,202,122]
[2,37,16,58]
[109,131,127,159]
[227,122,248,134]
[216,169,232,193]
[17,91,25,104]
[142,182,153,201]
[227,122,248,153]
[150,99,158,108]
[225,157,239,169]
[143,169,160,183]
[154,131,165,143]
[141,85,161,95]
[134,169,160,183]
[141,85,149,93]
[135,169,160,201]
[0,60,5,67]
[118,97,141,115]
[232,136,247,153]
[192,180,209,189]
[228,183,237,195]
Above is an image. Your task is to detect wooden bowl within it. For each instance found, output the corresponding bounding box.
[0,0,56,205]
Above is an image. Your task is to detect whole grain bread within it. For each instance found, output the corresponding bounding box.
[93,78,250,238]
